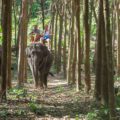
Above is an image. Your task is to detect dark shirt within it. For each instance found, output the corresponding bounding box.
[31,29,40,34]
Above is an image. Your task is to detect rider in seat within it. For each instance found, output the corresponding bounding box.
[41,25,51,50]
[30,25,43,43]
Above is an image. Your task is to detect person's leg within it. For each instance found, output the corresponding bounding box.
[40,37,43,43]
[31,35,34,42]
[46,39,51,50]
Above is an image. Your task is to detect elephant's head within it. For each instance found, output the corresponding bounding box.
[26,43,50,88]
[26,44,43,87]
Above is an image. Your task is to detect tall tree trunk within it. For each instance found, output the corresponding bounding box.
[100,8,108,105]
[50,10,55,50]
[54,12,58,66]
[63,9,67,78]
[71,36,77,84]
[67,0,75,84]
[1,0,12,101]
[83,0,91,92]
[0,0,2,21]
[75,0,81,91]
[18,0,28,86]
[13,0,17,48]
[95,0,103,100]
[7,0,12,88]
[57,15,63,73]
[41,0,45,30]
[104,0,116,118]
[71,1,76,83]
[116,1,120,77]
[24,3,28,83]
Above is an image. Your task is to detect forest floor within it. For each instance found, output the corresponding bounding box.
[0,71,97,120]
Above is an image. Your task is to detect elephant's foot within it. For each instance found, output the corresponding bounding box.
[39,82,44,89]
[35,83,39,89]
[43,84,47,89]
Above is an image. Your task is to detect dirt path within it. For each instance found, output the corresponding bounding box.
[27,74,94,120]
[0,74,94,120]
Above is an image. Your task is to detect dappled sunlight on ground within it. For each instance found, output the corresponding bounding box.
[0,73,95,120]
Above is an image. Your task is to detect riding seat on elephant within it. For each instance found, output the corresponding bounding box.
[25,43,53,89]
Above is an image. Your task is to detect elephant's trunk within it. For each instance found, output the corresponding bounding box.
[32,56,39,88]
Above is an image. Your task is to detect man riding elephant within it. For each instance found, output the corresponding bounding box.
[26,43,53,88]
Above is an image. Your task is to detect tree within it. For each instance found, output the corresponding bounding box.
[1,0,12,101]
[67,0,75,84]
[41,0,45,30]
[57,0,64,73]
[0,0,2,20]
[63,0,67,78]
[104,0,116,118]
[83,0,91,92]
[94,0,116,118]
[116,0,120,77]
[18,0,28,86]
[75,0,81,91]
[95,0,103,100]
[50,0,55,50]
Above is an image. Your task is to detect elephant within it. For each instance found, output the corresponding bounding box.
[26,43,53,88]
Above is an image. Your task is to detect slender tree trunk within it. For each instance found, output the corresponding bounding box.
[95,0,103,100]
[83,0,91,92]
[57,15,63,73]
[41,0,45,30]
[67,0,75,84]
[7,0,12,88]
[54,12,58,66]
[13,0,17,48]
[75,0,81,91]
[1,0,12,101]
[0,0,2,21]
[100,9,108,105]
[116,1,120,76]
[71,2,76,83]
[18,0,28,86]
[104,0,116,118]
[71,36,77,84]
[63,11,67,78]
[50,11,55,50]
[112,1,116,69]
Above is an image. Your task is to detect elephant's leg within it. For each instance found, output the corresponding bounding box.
[28,59,39,88]
[43,73,48,88]
[33,73,39,88]
[35,77,39,88]
[39,72,44,89]
[30,67,39,88]
[33,70,39,88]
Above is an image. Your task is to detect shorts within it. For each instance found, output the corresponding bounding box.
[43,35,50,40]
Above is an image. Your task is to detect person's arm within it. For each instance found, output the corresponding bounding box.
[29,29,35,35]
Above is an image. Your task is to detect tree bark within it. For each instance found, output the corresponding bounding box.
[95,0,102,100]
[63,5,67,78]
[7,0,12,88]
[67,0,75,84]
[75,0,81,91]
[104,0,116,118]
[116,1,120,77]
[57,15,63,73]
[54,12,58,66]
[83,0,91,92]
[1,0,12,101]
[18,0,28,86]
[41,0,45,30]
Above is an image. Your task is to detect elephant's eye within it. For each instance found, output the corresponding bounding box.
[28,55,31,58]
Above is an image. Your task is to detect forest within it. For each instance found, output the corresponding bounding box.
[0,0,120,120]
